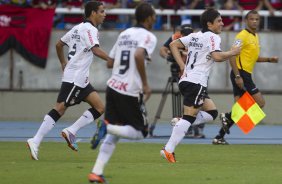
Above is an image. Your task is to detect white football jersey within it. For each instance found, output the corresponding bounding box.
[179,31,221,87]
[61,21,99,88]
[107,27,157,97]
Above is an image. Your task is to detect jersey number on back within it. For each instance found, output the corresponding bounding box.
[68,44,77,61]
[187,51,198,69]
[119,50,130,74]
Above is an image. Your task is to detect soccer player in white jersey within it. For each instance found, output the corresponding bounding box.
[27,1,112,160]
[88,3,157,183]
[160,8,241,163]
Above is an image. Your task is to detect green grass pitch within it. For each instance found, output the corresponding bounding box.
[1,142,282,184]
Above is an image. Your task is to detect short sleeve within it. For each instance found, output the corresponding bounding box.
[60,30,72,46]
[179,35,191,47]
[83,26,99,50]
[208,34,221,52]
[138,33,157,57]
[233,33,244,47]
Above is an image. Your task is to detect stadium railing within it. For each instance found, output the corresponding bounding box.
[55,8,282,30]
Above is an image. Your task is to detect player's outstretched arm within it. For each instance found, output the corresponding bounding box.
[92,46,112,63]
[211,45,241,62]
[257,56,279,63]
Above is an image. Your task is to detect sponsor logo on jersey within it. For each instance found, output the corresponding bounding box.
[210,36,215,50]
[189,37,203,49]
[71,29,80,41]
[108,78,128,92]
[87,30,94,45]
[118,34,138,48]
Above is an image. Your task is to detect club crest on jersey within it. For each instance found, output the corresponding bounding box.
[197,97,204,106]
[234,39,242,46]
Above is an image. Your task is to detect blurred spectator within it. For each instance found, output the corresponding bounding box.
[264,0,282,30]
[32,0,57,9]
[127,0,144,8]
[100,0,122,29]
[158,0,186,30]
[221,0,241,31]
[236,0,264,10]
[62,0,84,29]
[187,0,215,28]
[0,0,10,4]
[9,0,32,7]
[236,0,264,29]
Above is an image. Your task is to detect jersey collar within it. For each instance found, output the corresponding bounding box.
[134,24,146,29]
[245,28,256,36]
[84,20,97,28]
[201,28,215,34]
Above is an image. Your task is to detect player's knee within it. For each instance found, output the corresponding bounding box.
[206,109,218,120]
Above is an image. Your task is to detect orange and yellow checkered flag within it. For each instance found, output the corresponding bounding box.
[231,92,266,134]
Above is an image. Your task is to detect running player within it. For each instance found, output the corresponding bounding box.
[88,2,157,183]
[160,8,241,163]
[27,1,112,160]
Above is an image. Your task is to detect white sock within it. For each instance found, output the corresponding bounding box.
[165,118,191,153]
[193,111,213,126]
[33,115,55,146]
[107,124,144,140]
[67,110,94,135]
[92,134,119,175]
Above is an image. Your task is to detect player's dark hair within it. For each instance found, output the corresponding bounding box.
[245,10,259,19]
[180,24,193,36]
[84,1,103,18]
[135,2,155,24]
[200,8,221,30]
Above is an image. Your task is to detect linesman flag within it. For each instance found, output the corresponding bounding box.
[231,92,266,134]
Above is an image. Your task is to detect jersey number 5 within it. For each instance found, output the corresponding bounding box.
[68,44,77,61]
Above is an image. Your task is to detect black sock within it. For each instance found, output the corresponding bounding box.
[216,128,226,139]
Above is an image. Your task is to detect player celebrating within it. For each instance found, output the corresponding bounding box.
[27,1,112,160]
[88,2,157,183]
[160,8,241,163]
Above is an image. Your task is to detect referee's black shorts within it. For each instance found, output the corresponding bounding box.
[105,87,146,133]
[230,69,259,97]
